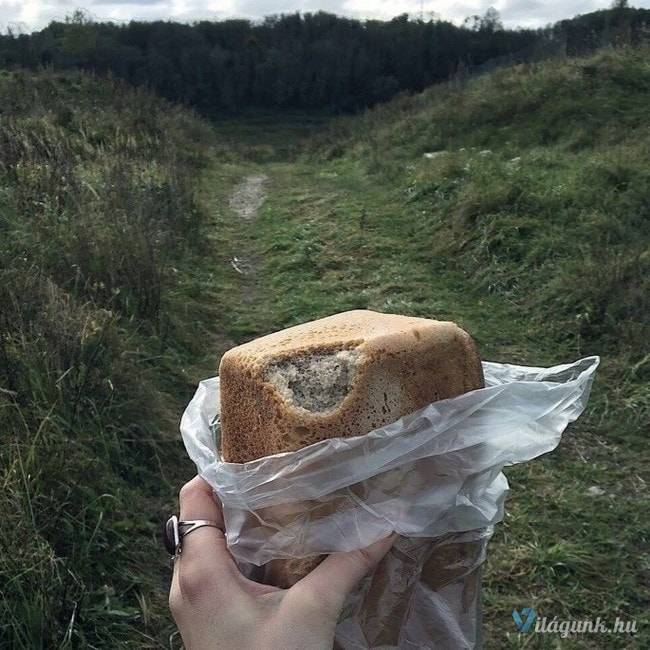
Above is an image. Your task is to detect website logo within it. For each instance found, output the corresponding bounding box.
[512,607,537,633]
[511,608,637,638]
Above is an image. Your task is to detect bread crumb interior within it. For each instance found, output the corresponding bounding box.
[265,348,360,412]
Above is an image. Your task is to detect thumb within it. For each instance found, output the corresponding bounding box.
[294,533,397,614]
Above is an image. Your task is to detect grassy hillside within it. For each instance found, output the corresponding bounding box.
[323,49,650,648]
[318,46,649,361]
[0,70,215,647]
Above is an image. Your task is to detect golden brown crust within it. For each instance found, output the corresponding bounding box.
[219,310,484,463]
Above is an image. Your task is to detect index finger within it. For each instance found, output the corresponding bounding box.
[178,476,229,563]
[179,475,224,527]
[172,477,241,600]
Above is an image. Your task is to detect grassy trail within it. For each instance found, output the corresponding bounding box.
[211,156,531,359]
[191,120,647,649]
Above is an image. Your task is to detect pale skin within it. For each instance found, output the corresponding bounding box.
[169,476,396,650]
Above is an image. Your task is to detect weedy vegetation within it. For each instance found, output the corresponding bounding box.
[0,70,214,647]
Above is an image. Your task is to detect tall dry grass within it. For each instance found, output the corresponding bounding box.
[0,69,212,647]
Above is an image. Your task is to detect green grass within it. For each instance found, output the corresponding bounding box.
[311,47,650,357]
[2,46,649,648]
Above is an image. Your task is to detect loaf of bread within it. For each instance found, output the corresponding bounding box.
[218,309,484,589]
[219,309,483,462]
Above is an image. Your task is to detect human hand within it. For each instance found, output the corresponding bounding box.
[169,476,395,650]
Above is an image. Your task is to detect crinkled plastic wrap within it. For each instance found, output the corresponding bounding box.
[181,356,599,649]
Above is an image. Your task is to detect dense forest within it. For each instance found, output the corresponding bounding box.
[1,6,649,113]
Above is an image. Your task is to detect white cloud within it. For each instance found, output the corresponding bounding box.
[1,0,649,32]
[497,0,605,28]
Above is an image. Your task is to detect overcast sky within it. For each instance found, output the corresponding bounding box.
[2,0,649,33]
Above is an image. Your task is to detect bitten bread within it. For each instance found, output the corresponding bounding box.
[219,309,483,464]
[218,309,484,589]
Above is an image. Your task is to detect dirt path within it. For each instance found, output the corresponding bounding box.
[228,173,268,220]
[225,173,269,277]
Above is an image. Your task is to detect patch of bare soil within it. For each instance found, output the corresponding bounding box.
[228,174,268,220]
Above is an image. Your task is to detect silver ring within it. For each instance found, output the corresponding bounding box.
[164,514,222,558]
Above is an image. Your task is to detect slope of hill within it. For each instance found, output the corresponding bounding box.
[311,49,649,646]
[0,70,214,647]
[319,46,649,361]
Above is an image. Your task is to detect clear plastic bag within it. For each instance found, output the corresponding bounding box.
[181,356,599,649]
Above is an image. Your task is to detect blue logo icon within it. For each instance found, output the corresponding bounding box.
[512,607,537,633]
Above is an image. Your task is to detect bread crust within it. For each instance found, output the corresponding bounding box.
[219,310,484,464]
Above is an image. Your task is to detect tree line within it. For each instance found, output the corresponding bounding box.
[0,6,648,113]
